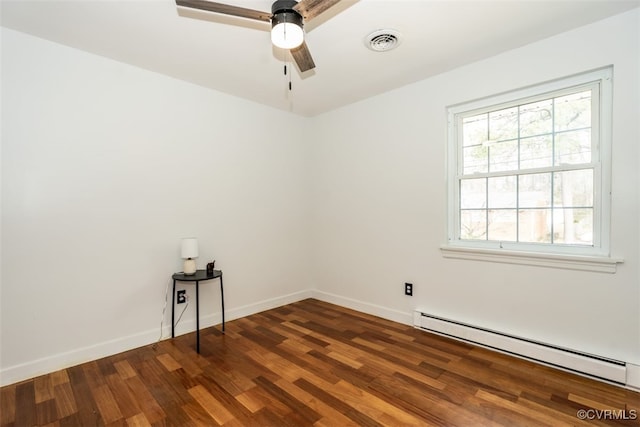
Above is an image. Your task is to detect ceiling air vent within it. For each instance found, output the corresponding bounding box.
[365,29,402,52]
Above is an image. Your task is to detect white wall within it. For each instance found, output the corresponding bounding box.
[310,9,640,366]
[1,28,311,384]
[2,9,639,387]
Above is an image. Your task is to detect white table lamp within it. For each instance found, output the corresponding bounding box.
[181,238,198,275]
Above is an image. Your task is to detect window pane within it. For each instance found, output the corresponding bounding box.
[519,173,551,208]
[520,99,552,137]
[488,209,517,241]
[553,208,593,245]
[463,114,487,147]
[489,107,518,141]
[460,210,486,240]
[555,90,591,132]
[553,169,593,207]
[520,135,552,169]
[555,129,591,165]
[518,209,551,243]
[450,69,609,256]
[488,176,516,208]
[489,140,518,172]
[460,178,486,209]
[463,145,488,174]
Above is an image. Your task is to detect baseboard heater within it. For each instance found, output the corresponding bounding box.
[413,311,626,384]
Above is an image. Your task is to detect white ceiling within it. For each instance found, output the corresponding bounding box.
[2,0,638,116]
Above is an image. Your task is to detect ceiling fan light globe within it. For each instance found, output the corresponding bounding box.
[271,22,304,49]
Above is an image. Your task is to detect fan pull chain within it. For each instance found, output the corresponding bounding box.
[286,64,292,91]
[282,51,293,98]
[283,62,292,91]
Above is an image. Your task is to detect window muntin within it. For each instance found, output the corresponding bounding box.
[448,68,612,257]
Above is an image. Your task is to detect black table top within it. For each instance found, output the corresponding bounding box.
[172,269,222,281]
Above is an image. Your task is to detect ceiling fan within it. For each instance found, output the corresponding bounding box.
[175,0,345,72]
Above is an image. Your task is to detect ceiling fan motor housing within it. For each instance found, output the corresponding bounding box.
[271,0,303,29]
[272,0,299,14]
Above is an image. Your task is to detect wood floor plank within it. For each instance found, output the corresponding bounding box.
[240,384,293,418]
[105,373,143,419]
[340,378,441,426]
[14,381,36,427]
[326,349,363,369]
[253,376,321,425]
[91,383,123,424]
[234,388,266,413]
[156,353,182,372]
[3,298,639,426]
[0,384,16,426]
[124,375,166,424]
[515,392,597,426]
[35,398,58,426]
[125,412,152,427]
[53,383,78,418]
[367,373,454,426]
[293,377,384,427]
[568,390,631,411]
[272,378,361,427]
[188,384,234,425]
[113,360,137,380]
[34,374,55,404]
[474,389,563,426]
[182,400,216,426]
[277,337,315,357]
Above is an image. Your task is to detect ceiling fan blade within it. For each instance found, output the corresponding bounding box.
[290,41,315,72]
[176,0,271,22]
[293,0,342,22]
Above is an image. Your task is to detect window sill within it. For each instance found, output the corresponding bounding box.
[440,245,623,273]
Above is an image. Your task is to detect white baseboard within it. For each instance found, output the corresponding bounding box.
[0,328,159,387]
[225,289,314,323]
[172,289,315,336]
[626,363,640,390]
[311,290,414,326]
[0,289,313,387]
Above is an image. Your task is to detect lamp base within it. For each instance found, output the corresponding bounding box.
[183,259,196,275]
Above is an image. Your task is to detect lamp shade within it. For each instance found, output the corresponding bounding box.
[181,238,199,259]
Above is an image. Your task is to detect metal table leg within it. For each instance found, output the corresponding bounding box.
[196,280,200,353]
[171,279,176,338]
[220,274,225,333]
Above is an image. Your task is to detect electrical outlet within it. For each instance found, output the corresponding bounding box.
[404,283,413,296]
[177,290,187,304]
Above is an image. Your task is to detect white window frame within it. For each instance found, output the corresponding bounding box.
[442,67,623,273]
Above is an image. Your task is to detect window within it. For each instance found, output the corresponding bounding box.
[443,68,621,272]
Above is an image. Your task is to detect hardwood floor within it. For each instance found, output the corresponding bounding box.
[2,298,639,426]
